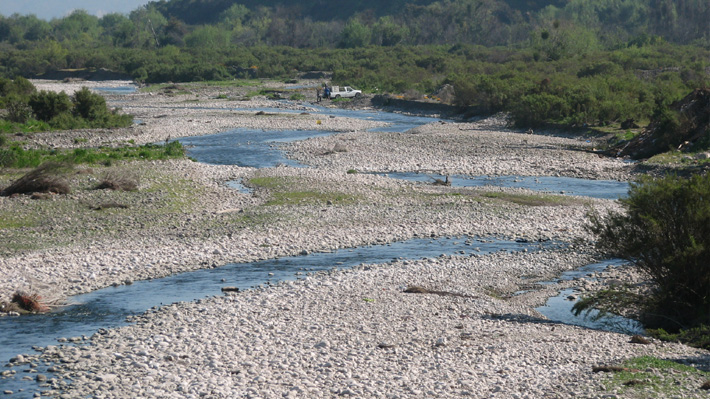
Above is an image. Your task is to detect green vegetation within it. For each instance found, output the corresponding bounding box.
[0,78,132,132]
[248,176,357,206]
[0,1,707,131]
[0,141,185,169]
[648,325,710,350]
[0,165,206,256]
[582,174,710,334]
[601,356,710,397]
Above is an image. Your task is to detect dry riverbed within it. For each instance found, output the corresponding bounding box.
[0,80,708,398]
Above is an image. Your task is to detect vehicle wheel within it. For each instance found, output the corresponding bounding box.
[335,94,341,99]
[355,93,361,98]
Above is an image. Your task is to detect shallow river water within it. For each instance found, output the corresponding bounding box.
[0,102,637,397]
[1,237,556,396]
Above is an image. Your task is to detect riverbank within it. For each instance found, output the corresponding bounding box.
[1,80,708,398]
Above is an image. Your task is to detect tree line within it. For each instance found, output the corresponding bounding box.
[0,0,708,130]
[0,0,708,50]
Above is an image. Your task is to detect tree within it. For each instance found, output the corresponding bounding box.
[585,174,710,331]
[100,13,135,47]
[51,10,100,43]
[372,16,409,46]
[339,20,371,48]
[185,25,231,49]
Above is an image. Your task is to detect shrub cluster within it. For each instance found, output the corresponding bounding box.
[0,78,132,133]
[585,174,710,332]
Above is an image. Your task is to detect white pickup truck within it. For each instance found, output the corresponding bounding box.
[327,86,362,99]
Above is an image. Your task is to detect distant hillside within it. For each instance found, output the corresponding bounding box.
[150,0,568,25]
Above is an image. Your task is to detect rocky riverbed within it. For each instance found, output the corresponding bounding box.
[1,79,708,398]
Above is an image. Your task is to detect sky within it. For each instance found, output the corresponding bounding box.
[0,0,152,20]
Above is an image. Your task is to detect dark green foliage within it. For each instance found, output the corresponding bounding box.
[28,90,72,122]
[587,174,710,331]
[648,325,710,350]
[616,88,710,159]
[2,81,132,131]
[72,87,107,121]
[0,1,707,130]
[0,76,35,99]
[5,96,33,123]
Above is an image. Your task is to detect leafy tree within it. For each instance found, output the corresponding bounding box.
[129,5,168,48]
[185,25,231,48]
[586,174,710,331]
[339,20,371,48]
[161,17,189,46]
[100,13,135,47]
[372,16,409,46]
[51,10,100,43]
[220,4,250,29]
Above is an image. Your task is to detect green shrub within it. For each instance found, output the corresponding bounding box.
[586,174,710,331]
[28,90,72,122]
[49,112,86,130]
[648,325,710,350]
[5,96,33,123]
[72,87,108,121]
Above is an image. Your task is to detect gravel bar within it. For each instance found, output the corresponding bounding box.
[1,80,707,398]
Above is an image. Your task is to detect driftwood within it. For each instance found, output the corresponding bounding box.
[592,366,640,373]
[403,285,476,299]
[430,176,451,186]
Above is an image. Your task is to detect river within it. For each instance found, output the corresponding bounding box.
[0,101,638,397]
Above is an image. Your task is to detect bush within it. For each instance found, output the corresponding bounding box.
[28,90,72,122]
[586,174,710,331]
[72,87,108,121]
[5,96,33,123]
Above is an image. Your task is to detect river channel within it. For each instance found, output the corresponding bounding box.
[0,103,637,397]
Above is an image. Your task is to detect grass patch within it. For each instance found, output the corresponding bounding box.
[645,150,710,165]
[0,119,51,134]
[248,175,358,206]
[0,141,185,169]
[245,89,269,98]
[0,164,206,256]
[95,170,139,191]
[289,93,306,101]
[480,191,583,207]
[648,325,710,350]
[0,211,36,229]
[248,176,284,189]
[602,356,710,397]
